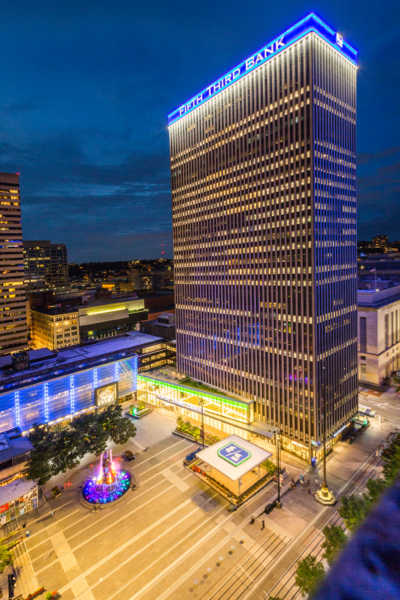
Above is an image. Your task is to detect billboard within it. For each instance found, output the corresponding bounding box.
[95,382,118,408]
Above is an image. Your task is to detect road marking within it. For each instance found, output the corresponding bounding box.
[58,487,217,596]
[34,472,196,571]
[120,482,277,600]
[27,445,194,552]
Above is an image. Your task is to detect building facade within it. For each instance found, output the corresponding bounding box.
[0,332,165,434]
[168,14,358,461]
[23,241,70,294]
[358,286,400,387]
[0,173,28,356]
[31,307,80,350]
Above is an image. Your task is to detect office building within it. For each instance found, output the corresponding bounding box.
[358,285,400,387]
[168,14,358,461]
[23,240,70,293]
[0,172,28,356]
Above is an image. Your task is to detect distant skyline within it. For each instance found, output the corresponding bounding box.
[1,0,400,261]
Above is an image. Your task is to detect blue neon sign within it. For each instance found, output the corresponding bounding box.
[168,13,357,126]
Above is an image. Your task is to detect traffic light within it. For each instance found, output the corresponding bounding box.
[8,573,16,598]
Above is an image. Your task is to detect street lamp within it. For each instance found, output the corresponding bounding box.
[315,362,336,506]
[275,431,282,509]
[199,398,205,449]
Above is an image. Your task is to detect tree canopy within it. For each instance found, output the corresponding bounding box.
[321,524,347,566]
[295,555,325,597]
[27,405,136,484]
[0,545,13,573]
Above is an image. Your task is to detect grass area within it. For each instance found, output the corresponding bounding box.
[179,377,237,400]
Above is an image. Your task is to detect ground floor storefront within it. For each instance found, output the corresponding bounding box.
[0,478,38,526]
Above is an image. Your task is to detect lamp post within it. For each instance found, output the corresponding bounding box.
[276,431,282,509]
[199,398,205,449]
[315,361,336,506]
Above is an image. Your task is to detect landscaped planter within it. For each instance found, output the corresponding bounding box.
[22,586,45,600]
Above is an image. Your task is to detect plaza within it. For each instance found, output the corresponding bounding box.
[4,401,393,600]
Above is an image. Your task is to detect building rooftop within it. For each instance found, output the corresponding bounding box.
[168,13,357,126]
[0,431,33,464]
[0,332,164,392]
[358,285,400,308]
[0,477,36,506]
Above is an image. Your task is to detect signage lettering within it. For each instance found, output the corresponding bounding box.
[168,14,357,126]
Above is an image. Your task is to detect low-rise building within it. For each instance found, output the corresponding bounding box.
[140,312,176,340]
[358,285,400,387]
[31,307,79,350]
[30,296,148,348]
[0,332,170,434]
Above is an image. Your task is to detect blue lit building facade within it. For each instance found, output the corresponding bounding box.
[0,354,138,434]
[169,14,358,461]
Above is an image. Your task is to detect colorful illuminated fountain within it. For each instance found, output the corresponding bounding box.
[82,449,132,506]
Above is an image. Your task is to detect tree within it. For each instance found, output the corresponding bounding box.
[338,495,369,533]
[295,555,325,597]
[98,405,137,445]
[365,477,388,505]
[27,405,137,484]
[0,545,13,573]
[321,524,347,566]
[390,373,400,394]
[382,446,400,484]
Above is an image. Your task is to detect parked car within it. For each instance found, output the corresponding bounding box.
[125,450,135,462]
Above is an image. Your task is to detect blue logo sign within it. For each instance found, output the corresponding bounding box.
[168,13,358,126]
[218,443,251,467]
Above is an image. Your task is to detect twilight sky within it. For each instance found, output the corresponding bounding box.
[1,0,400,262]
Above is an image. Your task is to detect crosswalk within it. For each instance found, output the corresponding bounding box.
[12,540,39,599]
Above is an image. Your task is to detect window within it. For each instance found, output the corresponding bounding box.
[360,317,367,353]
[385,314,389,349]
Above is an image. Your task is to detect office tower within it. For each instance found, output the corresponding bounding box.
[168,14,358,461]
[23,241,70,293]
[0,172,28,356]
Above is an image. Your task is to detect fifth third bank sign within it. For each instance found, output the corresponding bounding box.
[218,443,251,467]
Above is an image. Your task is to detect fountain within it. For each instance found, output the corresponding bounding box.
[81,449,132,508]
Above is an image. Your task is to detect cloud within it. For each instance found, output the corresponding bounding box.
[358,145,400,166]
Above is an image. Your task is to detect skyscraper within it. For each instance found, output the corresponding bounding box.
[0,172,28,356]
[23,241,70,294]
[168,14,358,462]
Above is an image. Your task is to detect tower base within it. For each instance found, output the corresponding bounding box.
[314,485,336,506]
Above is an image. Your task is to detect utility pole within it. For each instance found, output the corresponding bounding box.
[315,360,336,505]
[276,431,282,508]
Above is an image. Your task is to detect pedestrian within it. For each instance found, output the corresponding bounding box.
[250,517,255,525]
[291,478,295,485]
[376,449,379,458]
[307,477,310,485]
[261,520,265,530]
[308,487,311,495]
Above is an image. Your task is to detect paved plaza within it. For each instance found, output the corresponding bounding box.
[5,406,397,600]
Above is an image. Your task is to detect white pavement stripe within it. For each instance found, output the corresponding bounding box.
[35,472,196,572]
[112,481,274,600]
[69,495,220,600]
[153,490,273,600]
[28,445,193,551]
[57,486,210,594]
